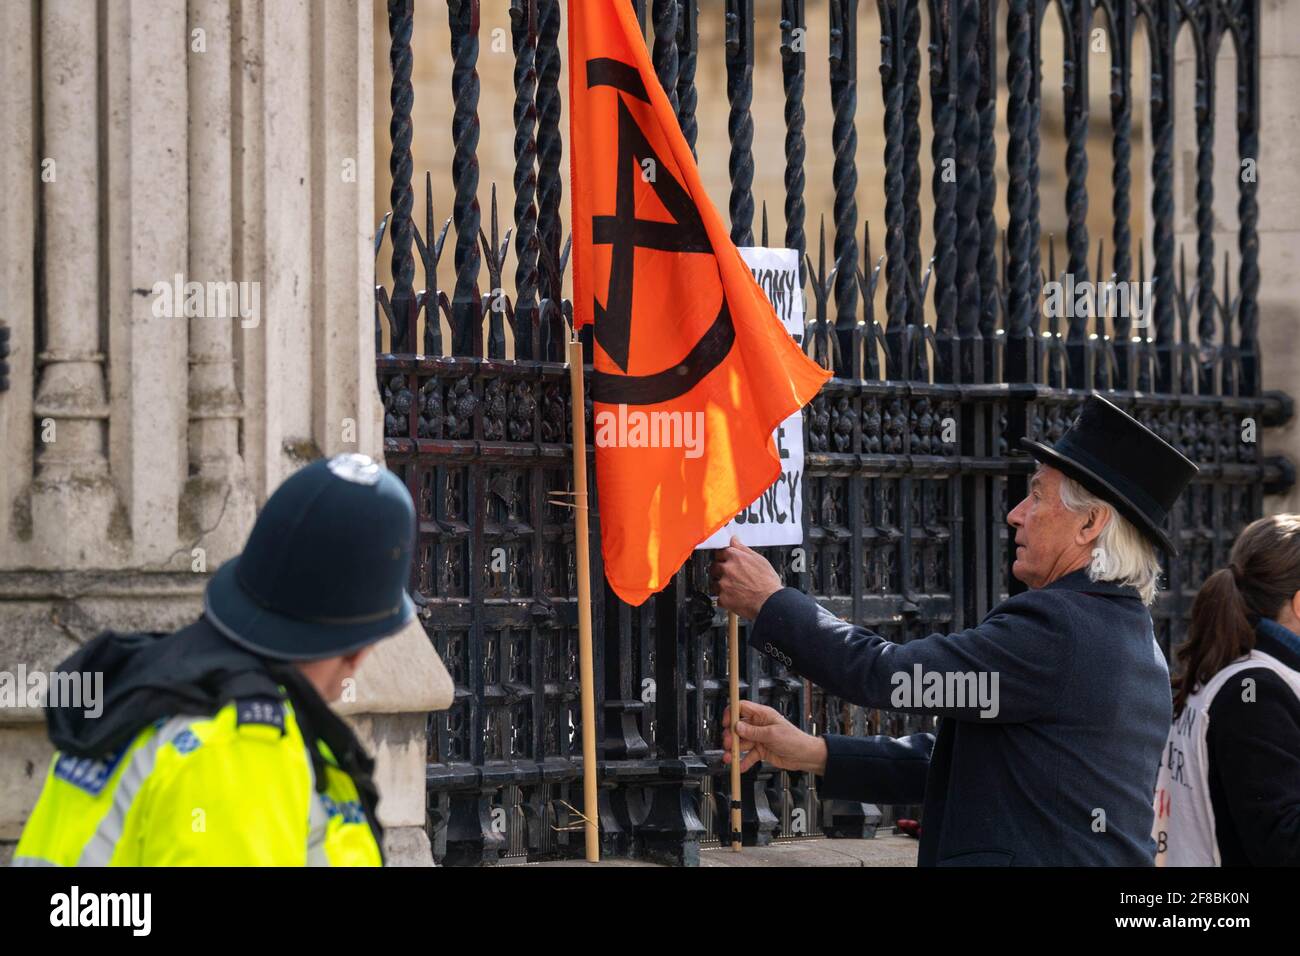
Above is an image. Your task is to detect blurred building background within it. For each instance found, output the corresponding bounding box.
[2,0,1299,867]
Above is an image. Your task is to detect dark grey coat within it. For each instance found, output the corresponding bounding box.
[748,569,1171,866]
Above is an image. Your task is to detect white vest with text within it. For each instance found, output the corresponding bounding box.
[1153,650,1300,866]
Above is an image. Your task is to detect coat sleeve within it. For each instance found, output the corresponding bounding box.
[749,587,1076,723]
[1206,667,1300,866]
[817,732,934,804]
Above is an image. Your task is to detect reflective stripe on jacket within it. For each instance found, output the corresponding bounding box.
[12,698,381,867]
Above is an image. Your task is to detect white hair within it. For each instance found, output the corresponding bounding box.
[1056,474,1163,605]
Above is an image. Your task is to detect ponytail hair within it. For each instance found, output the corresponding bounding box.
[1172,568,1254,718]
[1173,514,1300,718]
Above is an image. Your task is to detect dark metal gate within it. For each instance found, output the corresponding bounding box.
[375,0,1293,865]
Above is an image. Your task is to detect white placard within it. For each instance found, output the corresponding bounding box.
[697,246,807,550]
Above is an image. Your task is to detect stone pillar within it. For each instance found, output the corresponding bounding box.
[31,0,123,569]
[338,624,453,866]
[184,0,256,562]
[0,0,36,562]
[0,0,449,865]
[105,0,191,570]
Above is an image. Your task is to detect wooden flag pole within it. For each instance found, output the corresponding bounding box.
[568,336,600,863]
[728,609,742,851]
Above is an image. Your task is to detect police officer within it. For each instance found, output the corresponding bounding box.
[14,454,418,866]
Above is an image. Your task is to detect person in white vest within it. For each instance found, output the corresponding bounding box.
[1154,514,1300,865]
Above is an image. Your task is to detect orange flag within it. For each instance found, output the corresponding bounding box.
[567,0,831,606]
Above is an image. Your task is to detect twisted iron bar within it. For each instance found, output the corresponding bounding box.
[1150,34,1176,391]
[902,0,924,302]
[676,0,699,154]
[1195,87,1217,395]
[976,99,997,351]
[1237,34,1260,396]
[511,0,540,361]
[827,0,858,372]
[977,0,999,375]
[955,0,982,344]
[879,0,908,376]
[781,0,808,278]
[1004,0,1034,381]
[1063,6,1091,373]
[1110,14,1134,342]
[387,0,416,352]
[449,0,482,357]
[1027,5,1043,347]
[726,0,756,246]
[653,0,680,114]
[929,0,957,352]
[1109,9,1135,390]
[1186,1,1221,397]
[878,3,909,382]
[537,3,563,288]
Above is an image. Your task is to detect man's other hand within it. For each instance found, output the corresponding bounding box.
[722,701,828,775]
[709,537,782,621]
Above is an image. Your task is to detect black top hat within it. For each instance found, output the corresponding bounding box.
[203,454,417,661]
[1019,395,1198,554]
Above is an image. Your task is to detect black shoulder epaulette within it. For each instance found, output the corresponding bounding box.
[235,696,286,735]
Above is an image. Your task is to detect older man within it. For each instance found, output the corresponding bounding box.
[712,395,1197,865]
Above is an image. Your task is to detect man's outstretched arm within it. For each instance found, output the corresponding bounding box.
[722,701,933,805]
[712,539,1073,724]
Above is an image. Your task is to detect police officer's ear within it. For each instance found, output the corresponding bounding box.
[341,647,371,675]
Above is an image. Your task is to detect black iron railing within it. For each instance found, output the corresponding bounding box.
[375,0,1292,865]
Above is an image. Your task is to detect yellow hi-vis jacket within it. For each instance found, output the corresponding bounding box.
[13,697,381,866]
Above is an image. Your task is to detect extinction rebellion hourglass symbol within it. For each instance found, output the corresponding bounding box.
[584,57,735,406]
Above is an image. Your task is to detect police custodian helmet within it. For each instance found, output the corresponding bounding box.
[203,453,418,660]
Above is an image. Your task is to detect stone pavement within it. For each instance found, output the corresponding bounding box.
[0,832,919,867]
[501,832,920,867]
